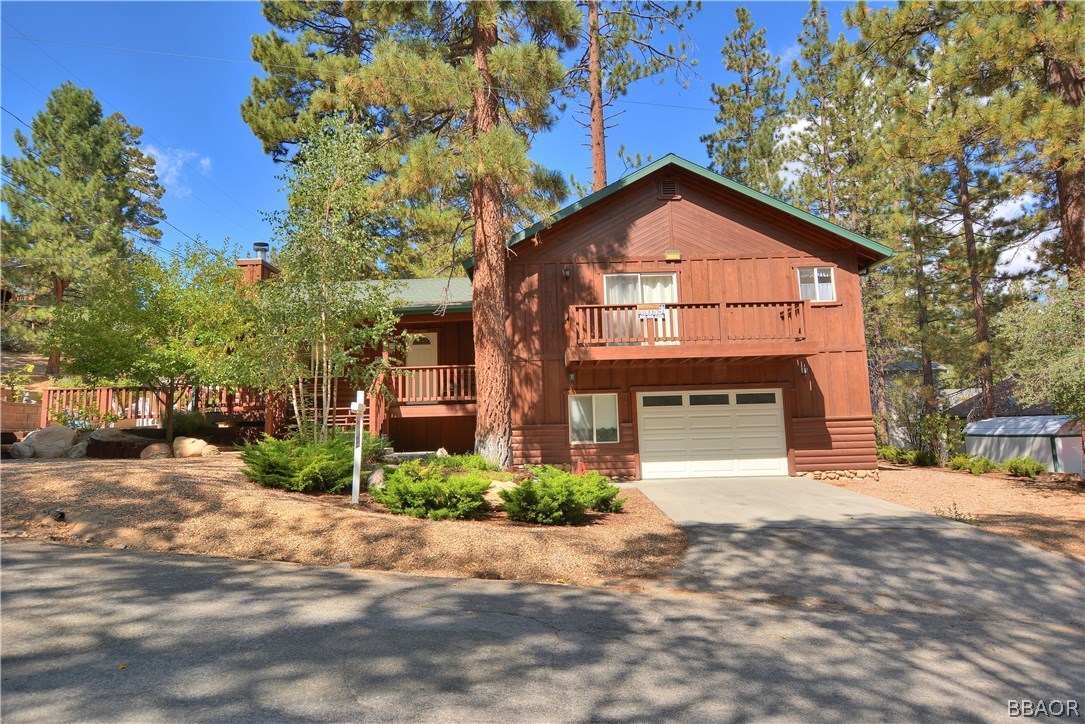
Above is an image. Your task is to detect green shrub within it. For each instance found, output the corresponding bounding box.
[172,410,215,438]
[947,454,1000,475]
[372,460,490,520]
[877,445,908,464]
[968,456,999,475]
[947,454,974,471]
[425,452,496,471]
[241,433,370,494]
[1003,456,1047,479]
[910,450,937,467]
[499,465,625,525]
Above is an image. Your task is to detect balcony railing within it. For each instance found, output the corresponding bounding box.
[389,364,477,404]
[568,301,808,348]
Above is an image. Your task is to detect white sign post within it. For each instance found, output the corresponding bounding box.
[350,390,365,505]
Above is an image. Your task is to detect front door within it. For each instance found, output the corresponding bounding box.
[404,333,438,402]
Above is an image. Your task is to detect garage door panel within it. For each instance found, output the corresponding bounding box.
[638,389,787,479]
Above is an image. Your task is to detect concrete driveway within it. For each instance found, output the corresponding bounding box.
[634,476,1085,622]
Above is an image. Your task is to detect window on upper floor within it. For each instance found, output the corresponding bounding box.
[798,266,835,303]
[569,393,619,444]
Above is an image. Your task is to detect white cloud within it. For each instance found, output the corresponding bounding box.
[991,192,1039,222]
[145,144,212,198]
[778,43,801,69]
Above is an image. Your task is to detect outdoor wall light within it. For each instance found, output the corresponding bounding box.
[563,266,571,280]
[568,371,576,384]
[798,360,810,377]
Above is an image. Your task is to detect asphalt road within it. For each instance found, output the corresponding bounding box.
[2,540,1082,722]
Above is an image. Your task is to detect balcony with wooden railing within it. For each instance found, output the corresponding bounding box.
[367,364,477,435]
[566,301,815,363]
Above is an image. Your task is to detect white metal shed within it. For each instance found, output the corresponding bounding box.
[963,416,1083,475]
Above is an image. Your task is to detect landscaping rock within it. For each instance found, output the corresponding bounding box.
[201,444,220,457]
[172,437,208,458]
[90,428,152,443]
[9,441,34,459]
[66,440,90,459]
[484,480,518,507]
[23,426,77,458]
[367,467,385,490]
[139,443,173,460]
[436,447,449,458]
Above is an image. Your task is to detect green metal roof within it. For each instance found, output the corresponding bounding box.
[355,277,472,315]
[464,153,894,269]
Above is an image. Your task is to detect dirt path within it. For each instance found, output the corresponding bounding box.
[0,455,686,589]
[834,465,1084,561]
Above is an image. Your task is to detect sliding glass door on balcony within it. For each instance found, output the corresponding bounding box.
[603,273,677,345]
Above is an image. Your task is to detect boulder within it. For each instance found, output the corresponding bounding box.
[367,467,385,490]
[200,444,220,457]
[23,425,77,458]
[139,443,173,460]
[9,441,34,459]
[66,440,90,459]
[90,428,153,444]
[435,447,449,458]
[172,436,208,458]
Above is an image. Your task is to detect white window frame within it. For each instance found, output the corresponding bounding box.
[568,393,620,445]
[602,272,678,305]
[797,266,836,303]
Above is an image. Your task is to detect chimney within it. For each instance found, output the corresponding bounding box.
[236,242,278,284]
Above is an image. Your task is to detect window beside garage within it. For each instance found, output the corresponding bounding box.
[797,266,835,302]
[569,394,619,444]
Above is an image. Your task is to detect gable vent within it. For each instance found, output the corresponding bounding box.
[658,177,679,199]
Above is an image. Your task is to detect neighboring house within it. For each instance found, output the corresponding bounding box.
[946,377,1056,422]
[247,154,894,479]
[877,351,951,448]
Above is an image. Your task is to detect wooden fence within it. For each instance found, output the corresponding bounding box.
[40,386,265,429]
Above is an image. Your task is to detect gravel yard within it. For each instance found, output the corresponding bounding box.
[835,464,1085,561]
[0,455,686,589]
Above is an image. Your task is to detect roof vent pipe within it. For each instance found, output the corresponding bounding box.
[253,242,269,261]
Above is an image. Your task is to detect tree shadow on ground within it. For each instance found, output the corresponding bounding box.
[2,528,1082,723]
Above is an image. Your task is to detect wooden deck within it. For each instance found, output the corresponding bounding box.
[566,300,813,364]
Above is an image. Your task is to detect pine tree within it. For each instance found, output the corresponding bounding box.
[1,82,165,373]
[240,2,379,161]
[701,6,787,195]
[847,0,1085,276]
[565,0,699,190]
[330,1,579,466]
[852,6,1044,420]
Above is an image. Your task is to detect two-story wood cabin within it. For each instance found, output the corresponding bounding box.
[360,154,893,479]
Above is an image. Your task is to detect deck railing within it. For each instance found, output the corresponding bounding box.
[569,301,808,348]
[388,364,477,405]
[40,385,265,428]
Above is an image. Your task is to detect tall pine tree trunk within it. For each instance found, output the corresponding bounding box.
[587,0,607,191]
[45,273,69,375]
[1044,0,1085,274]
[957,157,996,419]
[471,4,512,467]
[913,229,937,421]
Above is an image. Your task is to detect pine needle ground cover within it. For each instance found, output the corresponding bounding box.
[0,456,686,589]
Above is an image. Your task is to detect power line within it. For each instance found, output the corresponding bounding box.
[1,166,195,251]
[0,32,721,113]
[3,21,268,232]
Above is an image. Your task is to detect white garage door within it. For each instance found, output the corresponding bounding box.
[637,389,788,479]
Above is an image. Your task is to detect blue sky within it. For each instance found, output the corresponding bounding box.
[1,1,870,259]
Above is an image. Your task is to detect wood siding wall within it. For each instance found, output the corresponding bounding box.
[505,166,877,474]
